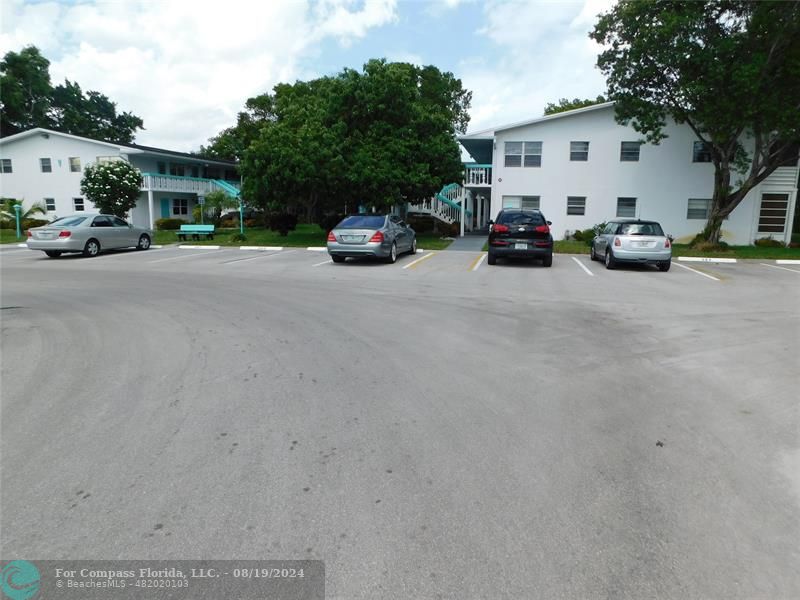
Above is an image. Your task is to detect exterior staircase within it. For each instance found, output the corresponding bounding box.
[211,179,241,199]
[407,183,471,226]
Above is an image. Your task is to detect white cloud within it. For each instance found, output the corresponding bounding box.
[1,0,397,151]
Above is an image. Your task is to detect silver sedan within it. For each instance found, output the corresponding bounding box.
[27,214,153,258]
[327,214,416,264]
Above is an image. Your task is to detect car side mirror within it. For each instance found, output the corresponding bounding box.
[667,234,674,241]
[487,219,494,225]
[547,221,552,225]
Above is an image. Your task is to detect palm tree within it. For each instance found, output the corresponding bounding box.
[0,199,47,226]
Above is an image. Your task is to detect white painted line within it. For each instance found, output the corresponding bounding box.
[402,252,436,270]
[417,248,424,253]
[673,261,720,281]
[776,259,800,265]
[312,259,333,267]
[761,262,800,273]
[223,249,296,265]
[470,253,487,272]
[151,245,164,249]
[178,245,221,250]
[149,250,225,263]
[240,246,283,251]
[17,243,26,248]
[678,256,737,263]
[571,256,594,276]
[307,246,327,252]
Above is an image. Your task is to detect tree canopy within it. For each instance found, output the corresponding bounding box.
[591,0,800,244]
[213,59,470,221]
[1,46,143,143]
[544,96,606,115]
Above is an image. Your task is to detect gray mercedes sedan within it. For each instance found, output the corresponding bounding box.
[27,214,153,258]
[327,214,416,263]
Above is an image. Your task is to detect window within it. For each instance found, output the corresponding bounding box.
[504,142,522,167]
[758,193,789,233]
[337,215,386,228]
[51,216,87,226]
[170,163,186,177]
[69,157,81,172]
[692,141,712,163]
[1,159,12,173]
[570,141,589,161]
[44,198,56,211]
[92,216,113,227]
[616,197,637,218]
[504,142,542,167]
[204,166,221,179]
[172,198,188,215]
[502,195,540,210]
[73,197,85,211]
[190,165,199,178]
[567,196,586,216]
[498,211,546,226]
[40,158,52,173]
[619,222,664,236]
[620,142,641,162]
[687,198,711,220]
[157,162,166,175]
[111,216,129,227]
[96,156,120,164]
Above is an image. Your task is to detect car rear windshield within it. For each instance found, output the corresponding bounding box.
[336,216,386,229]
[497,211,545,226]
[619,222,664,236]
[49,216,88,227]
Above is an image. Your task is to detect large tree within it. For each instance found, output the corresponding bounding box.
[544,96,606,115]
[0,46,143,143]
[591,0,800,244]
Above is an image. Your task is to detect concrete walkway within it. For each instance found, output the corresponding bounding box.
[445,234,488,251]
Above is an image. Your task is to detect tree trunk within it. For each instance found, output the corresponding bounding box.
[699,160,732,244]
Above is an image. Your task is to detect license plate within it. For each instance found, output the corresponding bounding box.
[38,232,56,239]
[633,241,653,247]
[514,243,527,249]
[343,235,362,242]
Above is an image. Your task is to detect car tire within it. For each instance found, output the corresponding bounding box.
[658,260,671,272]
[44,250,62,258]
[386,242,397,264]
[137,234,151,250]
[83,239,101,258]
[590,244,597,261]
[487,252,497,265]
[410,237,417,255]
[542,253,553,267]
[331,255,346,263]
[604,249,616,270]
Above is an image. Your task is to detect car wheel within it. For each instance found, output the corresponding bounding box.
[410,237,417,255]
[386,242,397,264]
[331,255,346,263]
[658,260,671,272]
[604,249,616,270]
[542,253,553,267]
[44,250,62,258]
[487,252,497,265]
[83,239,101,257]
[590,244,597,261]
[137,234,151,250]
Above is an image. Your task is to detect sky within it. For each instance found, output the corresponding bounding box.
[1,0,614,152]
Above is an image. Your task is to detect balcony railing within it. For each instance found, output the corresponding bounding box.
[141,173,241,196]
[464,164,492,186]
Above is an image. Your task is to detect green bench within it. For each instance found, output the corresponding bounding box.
[177,224,215,241]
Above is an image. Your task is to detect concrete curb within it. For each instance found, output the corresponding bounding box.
[307,247,327,252]
[776,259,800,265]
[678,256,737,264]
[240,246,283,251]
[178,245,221,250]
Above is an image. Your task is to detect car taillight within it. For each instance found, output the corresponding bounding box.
[26,230,32,237]
[58,231,71,238]
[369,231,384,242]
[534,224,550,233]
[664,237,671,248]
[492,224,509,233]
[327,231,336,242]
[614,237,621,246]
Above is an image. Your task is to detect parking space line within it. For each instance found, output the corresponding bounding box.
[312,259,333,267]
[776,259,800,265]
[673,261,720,281]
[761,263,800,274]
[571,256,594,276]
[222,250,296,265]
[402,252,436,270]
[148,250,226,263]
[469,253,487,272]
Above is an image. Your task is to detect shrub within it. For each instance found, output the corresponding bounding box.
[754,236,785,248]
[230,233,247,242]
[155,218,184,231]
[244,218,257,228]
[573,223,605,246]
[219,216,237,228]
[406,216,434,233]
[22,218,49,229]
[81,160,142,217]
[267,213,298,236]
[318,213,346,233]
[692,241,730,253]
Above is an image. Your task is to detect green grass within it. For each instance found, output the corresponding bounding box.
[0,229,27,244]
[155,224,454,250]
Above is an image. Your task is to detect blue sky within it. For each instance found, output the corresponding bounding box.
[1,0,612,151]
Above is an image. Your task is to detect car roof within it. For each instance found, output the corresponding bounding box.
[610,218,661,225]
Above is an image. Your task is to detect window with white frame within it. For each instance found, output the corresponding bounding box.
[170,163,186,177]
[687,198,711,219]
[69,157,81,172]
[567,196,586,215]
[692,141,712,163]
[570,141,589,161]
[1,159,12,173]
[616,197,637,218]
[40,158,52,173]
[524,142,542,167]
[620,141,641,161]
[73,197,85,211]
[504,142,522,167]
[44,198,56,211]
[172,198,188,215]
[96,156,120,164]
[502,195,540,210]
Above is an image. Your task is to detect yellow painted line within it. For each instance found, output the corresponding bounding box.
[403,252,437,270]
[468,252,487,271]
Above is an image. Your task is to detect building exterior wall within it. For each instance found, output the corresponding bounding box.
[486,105,798,245]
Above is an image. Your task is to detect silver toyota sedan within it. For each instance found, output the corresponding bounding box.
[27,214,153,258]
[327,214,416,263]
[590,218,672,271]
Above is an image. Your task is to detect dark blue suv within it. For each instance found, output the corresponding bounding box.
[487,209,553,266]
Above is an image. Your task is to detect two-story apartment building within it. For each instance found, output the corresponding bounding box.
[0,128,240,229]
[458,103,798,245]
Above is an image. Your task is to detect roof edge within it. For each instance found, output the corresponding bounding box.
[461,101,616,139]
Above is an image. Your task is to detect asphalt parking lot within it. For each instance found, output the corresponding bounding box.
[2,243,799,599]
